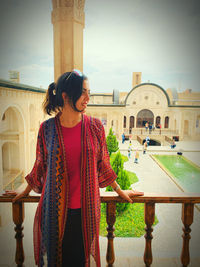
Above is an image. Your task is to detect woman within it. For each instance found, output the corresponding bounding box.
[5,70,143,267]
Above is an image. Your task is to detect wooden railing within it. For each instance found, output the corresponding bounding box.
[0,192,200,267]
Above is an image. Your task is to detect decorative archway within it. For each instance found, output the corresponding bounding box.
[1,106,25,190]
[136,109,154,128]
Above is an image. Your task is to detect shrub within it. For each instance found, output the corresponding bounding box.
[106,128,119,156]
[106,151,131,213]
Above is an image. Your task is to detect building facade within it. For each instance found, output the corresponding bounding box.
[88,80,200,141]
[0,79,47,192]
[0,75,200,192]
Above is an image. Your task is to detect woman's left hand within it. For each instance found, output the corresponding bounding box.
[117,189,144,203]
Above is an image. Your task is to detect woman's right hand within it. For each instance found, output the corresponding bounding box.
[3,190,29,203]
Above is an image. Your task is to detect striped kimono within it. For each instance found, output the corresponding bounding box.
[26,113,117,267]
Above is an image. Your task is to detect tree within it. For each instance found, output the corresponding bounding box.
[106,151,131,213]
[106,128,119,156]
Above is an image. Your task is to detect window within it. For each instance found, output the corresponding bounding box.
[156,116,161,128]
[123,116,126,128]
[164,116,169,128]
[130,116,135,129]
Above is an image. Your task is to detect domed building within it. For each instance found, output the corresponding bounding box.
[0,72,200,192]
[87,72,200,143]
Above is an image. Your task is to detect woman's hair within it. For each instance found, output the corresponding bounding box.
[43,71,87,115]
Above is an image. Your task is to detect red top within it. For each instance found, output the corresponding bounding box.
[61,121,82,209]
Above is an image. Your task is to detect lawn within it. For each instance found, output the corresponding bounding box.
[100,154,158,237]
[100,202,158,237]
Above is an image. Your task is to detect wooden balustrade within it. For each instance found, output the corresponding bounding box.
[0,192,200,267]
[144,203,155,267]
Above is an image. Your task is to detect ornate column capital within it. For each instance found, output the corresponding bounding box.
[51,0,85,24]
[74,0,85,22]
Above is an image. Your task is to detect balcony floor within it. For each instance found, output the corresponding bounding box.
[0,254,200,267]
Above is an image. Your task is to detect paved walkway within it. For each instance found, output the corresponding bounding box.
[99,140,200,266]
[0,141,200,266]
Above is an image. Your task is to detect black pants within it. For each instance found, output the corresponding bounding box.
[62,209,85,267]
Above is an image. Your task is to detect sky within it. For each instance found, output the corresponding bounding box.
[0,0,200,93]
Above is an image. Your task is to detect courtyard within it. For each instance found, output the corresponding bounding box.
[0,140,200,266]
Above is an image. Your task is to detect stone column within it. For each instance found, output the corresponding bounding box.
[51,0,85,81]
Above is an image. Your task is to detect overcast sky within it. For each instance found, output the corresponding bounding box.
[0,0,200,93]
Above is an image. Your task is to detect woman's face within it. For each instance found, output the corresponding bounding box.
[75,79,90,113]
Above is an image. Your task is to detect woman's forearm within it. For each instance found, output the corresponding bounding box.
[110,180,121,193]
[23,184,32,195]
[109,180,143,203]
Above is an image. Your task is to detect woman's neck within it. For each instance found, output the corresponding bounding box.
[59,107,82,128]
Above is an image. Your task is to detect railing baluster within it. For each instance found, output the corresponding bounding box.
[106,202,116,266]
[144,202,155,267]
[1,193,200,266]
[181,203,194,267]
[12,201,25,267]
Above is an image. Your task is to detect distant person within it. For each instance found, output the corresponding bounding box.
[122,132,125,144]
[145,122,149,131]
[146,136,150,146]
[134,149,139,163]
[171,139,176,149]
[143,141,148,154]
[128,141,132,159]
[149,124,152,134]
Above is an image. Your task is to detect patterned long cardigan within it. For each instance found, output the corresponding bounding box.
[25,113,117,267]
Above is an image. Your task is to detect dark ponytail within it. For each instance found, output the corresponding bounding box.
[43,70,87,115]
[43,82,57,115]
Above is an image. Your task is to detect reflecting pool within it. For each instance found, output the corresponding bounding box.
[152,155,200,193]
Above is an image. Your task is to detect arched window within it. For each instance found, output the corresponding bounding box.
[156,116,161,128]
[123,116,126,128]
[130,116,134,128]
[164,116,169,128]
